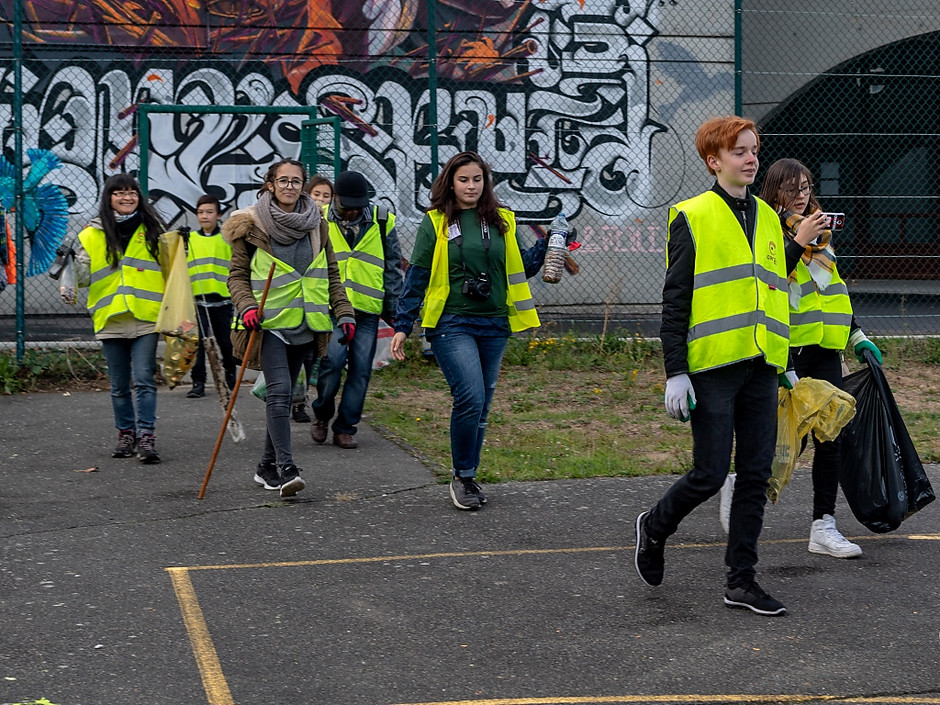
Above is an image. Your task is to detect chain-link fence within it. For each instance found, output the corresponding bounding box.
[742,1,940,336]
[1,0,937,350]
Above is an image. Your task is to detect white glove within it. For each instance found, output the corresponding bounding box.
[664,374,696,422]
[784,370,799,389]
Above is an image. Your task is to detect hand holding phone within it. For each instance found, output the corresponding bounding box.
[822,212,845,231]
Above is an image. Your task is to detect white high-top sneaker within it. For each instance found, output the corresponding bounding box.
[718,472,735,534]
[809,514,862,558]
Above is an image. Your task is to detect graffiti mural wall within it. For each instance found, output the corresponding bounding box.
[1,0,733,314]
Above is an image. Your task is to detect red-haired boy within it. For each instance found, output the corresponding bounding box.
[634,116,803,616]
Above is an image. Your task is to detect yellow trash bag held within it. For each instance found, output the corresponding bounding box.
[155,230,200,389]
[768,377,857,503]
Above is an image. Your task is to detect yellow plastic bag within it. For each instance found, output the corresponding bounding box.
[156,230,199,389]
[768,377,857,503]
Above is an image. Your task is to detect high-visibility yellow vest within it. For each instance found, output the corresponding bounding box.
[247,247,332,332]
[788,260,852,349]
[327,206,391,314]
[669,192,790,373]
[78,224,165,333]
[423,208,539,332]
[187,230,231,298]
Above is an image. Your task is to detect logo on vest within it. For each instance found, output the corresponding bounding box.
[765,240,778,268]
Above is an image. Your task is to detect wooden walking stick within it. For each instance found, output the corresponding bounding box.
[198,261,276,499]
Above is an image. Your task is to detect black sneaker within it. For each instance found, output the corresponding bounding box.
[470,479,487,504]
[449,476,482,510]
[279,463,306,498]
[225,369,237,390]
[634,511,665,587]
[137,432,161,464]
[186,382,205,398]
[724,581,787,616]
[253,461,281,490]
[292,403,311,423]
[112,429,136,458]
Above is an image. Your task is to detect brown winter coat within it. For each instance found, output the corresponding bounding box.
[223,205,353,369]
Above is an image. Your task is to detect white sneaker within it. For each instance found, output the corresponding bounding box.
[718,472,735,534]
[809,514,862,558]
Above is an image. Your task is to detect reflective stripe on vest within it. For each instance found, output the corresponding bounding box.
[78,224,165,333]
[788,260,853,349]
[187,231,232,298]
[423,208,540,332]
[327,205,390,314]
[670,192,790,373]
[249,248,332,332]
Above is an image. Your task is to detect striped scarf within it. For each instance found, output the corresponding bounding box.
[780,209,836,309]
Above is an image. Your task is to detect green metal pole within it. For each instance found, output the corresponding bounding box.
[734,0,742,116]
[139,109,150,197]
[13,0,25,360]
[427,0,439,179]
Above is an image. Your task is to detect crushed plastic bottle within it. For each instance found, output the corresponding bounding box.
[541,212,568,284]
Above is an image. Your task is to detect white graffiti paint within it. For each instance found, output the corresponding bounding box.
[1,1,733,309]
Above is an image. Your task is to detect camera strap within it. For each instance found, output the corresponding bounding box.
[454,218,491,276]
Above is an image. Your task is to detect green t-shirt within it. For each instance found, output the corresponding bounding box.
[411,209,508,317]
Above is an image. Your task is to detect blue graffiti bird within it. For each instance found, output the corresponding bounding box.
[0,148,70,276]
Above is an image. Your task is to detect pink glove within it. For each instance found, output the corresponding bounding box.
[337,321,356,345]
[242,308,262,331]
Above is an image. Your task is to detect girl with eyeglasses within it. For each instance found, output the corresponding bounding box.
[754,157,882,558]
[73,174,168,463]
[389,151,547,510]
[224,158,354,497]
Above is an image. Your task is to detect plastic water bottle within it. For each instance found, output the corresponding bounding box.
[541,212,568,284]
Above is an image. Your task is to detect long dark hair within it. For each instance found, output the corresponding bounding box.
[759,158,821,216]
[257,158,308,199]
[98,174,165,267]
[429,151,507,235]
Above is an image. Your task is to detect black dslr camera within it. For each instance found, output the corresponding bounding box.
[462,272,492,301]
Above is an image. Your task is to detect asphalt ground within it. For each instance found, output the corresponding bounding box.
[1,386,939,705]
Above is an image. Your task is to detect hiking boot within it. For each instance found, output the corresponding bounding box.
[279,464,306,498]
[112,429,136,458]
[333,432,357,449]
[310,418,328,444]
[719,472,735,534]
[809,514,862,558]
[292,403,311,423]
[225,369,237,390]
[449,476,482,510]
[634,511,665,587]
[253,461,281,490]
[186,382,205,398]
[137,432,160,464]
[724,580,787,616]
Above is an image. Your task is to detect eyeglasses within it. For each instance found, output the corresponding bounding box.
[274,178,304,189]
[112,189,139,198]
[786,183,814,196]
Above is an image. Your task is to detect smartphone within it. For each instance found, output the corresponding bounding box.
[822,212,845,231]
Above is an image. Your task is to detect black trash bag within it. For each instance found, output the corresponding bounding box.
[839,349,935,533]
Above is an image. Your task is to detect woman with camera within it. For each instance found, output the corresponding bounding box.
[225,158,354,498]
[390,151,547,510]
[754,157,881,557]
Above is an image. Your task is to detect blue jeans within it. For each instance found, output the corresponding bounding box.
[427,317,509,478]
[259,332,313,468]
[101,333,159,434]
[646,358,778,587]
[313,312,379,435]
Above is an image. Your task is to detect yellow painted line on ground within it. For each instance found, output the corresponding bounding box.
[390,696,940,705]
[166,567,234,705]
[175,533,940,572]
